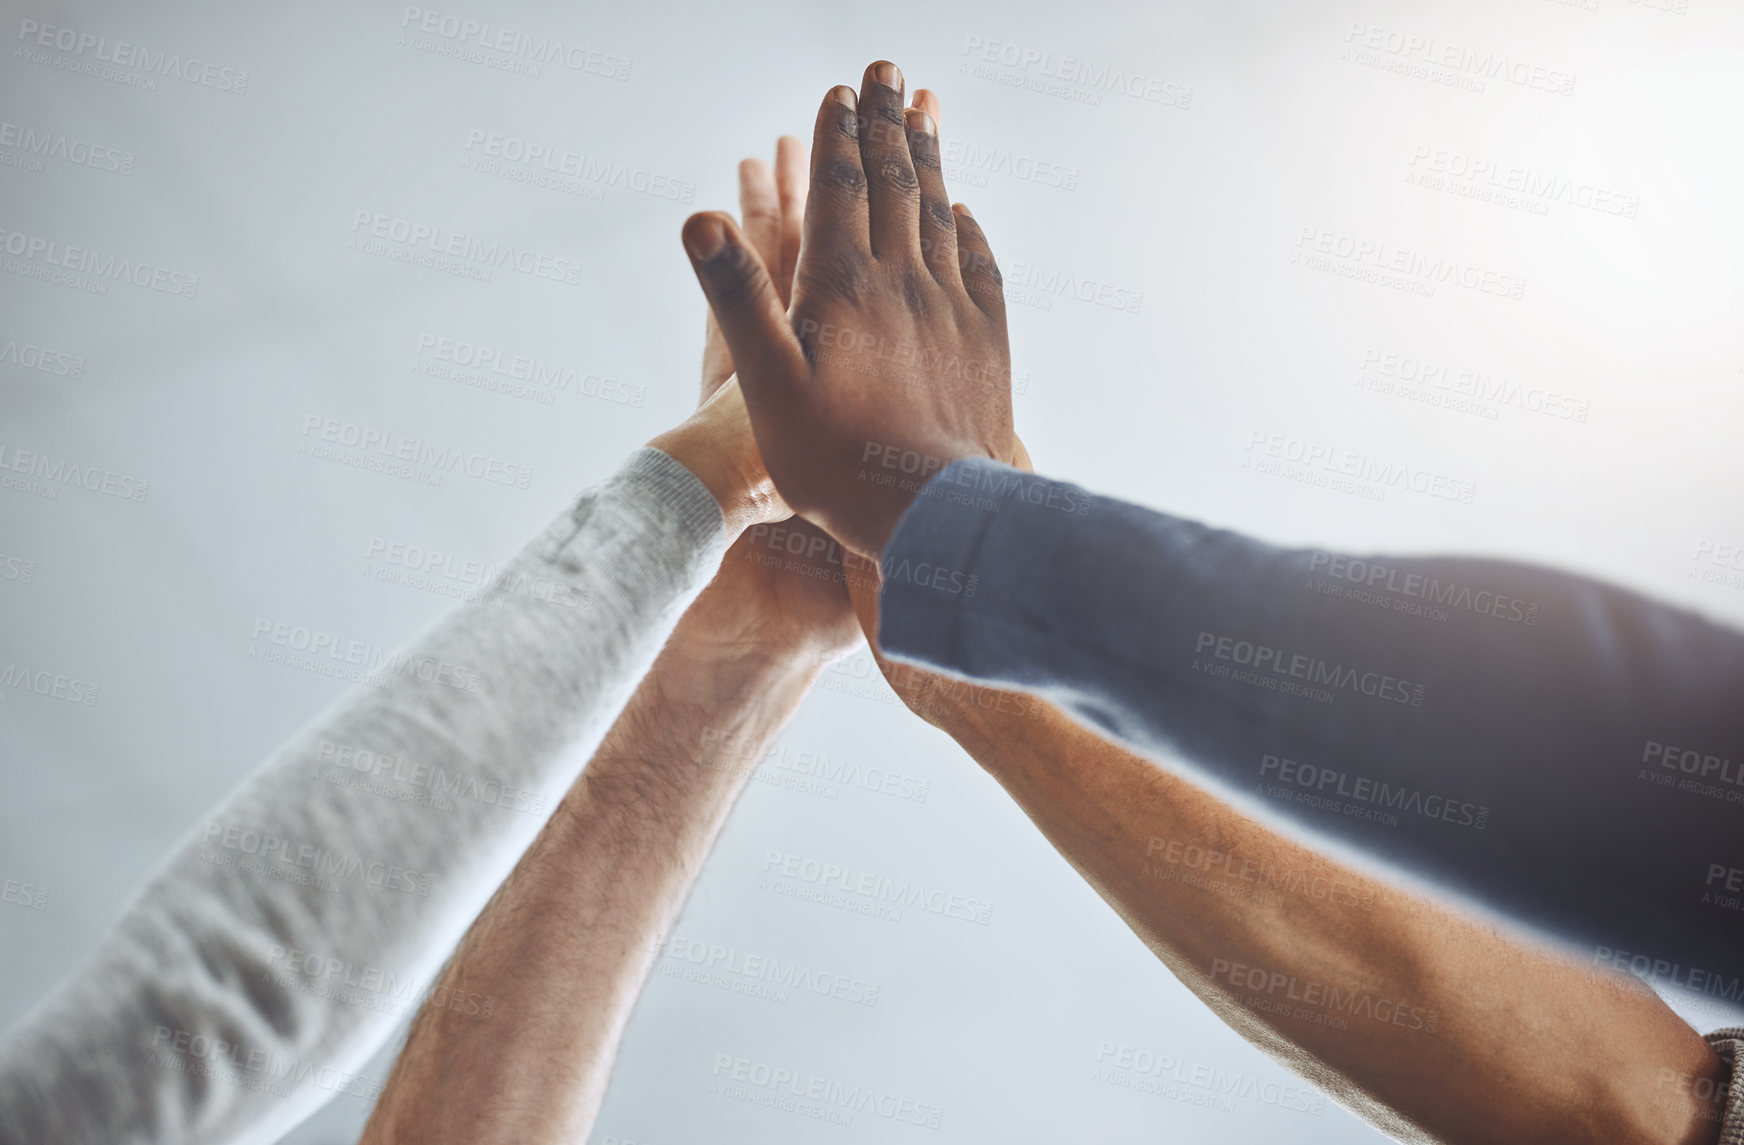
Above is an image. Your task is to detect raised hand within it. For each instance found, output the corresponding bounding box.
[680,117,923,663]
[680,61,1019,559]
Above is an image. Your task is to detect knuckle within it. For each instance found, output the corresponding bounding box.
[925,200,957,233]
[873,156,919,192]
[815,158,867,199]
[741,203,781,229]
[960,248,1003,288]
[798,246,872,307]
[909,137,942,173]
[703,244,772,311]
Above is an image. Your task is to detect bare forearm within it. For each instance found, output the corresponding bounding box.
[932,694,1726,1145]
[361,629,818,1145]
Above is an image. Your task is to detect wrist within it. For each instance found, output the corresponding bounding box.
[661,577,832,693]
[578,643,821,807]
[648,426,776,541]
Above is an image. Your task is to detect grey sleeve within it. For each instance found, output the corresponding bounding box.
[0,447,728,1145]
[1709,1028,1744,1145]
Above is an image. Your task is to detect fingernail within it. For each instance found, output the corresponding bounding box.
[904,108,936,136]
[953,202,974,219]
[685,216,728,261]
[833,85,857,109]
[874,61,903,91]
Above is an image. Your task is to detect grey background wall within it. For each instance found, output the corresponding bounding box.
[3,0,1742,1142]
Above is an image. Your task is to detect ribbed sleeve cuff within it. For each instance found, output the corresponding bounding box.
[612,447,729,552]
[1706,1028,1744,1145]
[540,446,728,602]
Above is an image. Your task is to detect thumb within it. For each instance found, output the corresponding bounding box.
[682,212,809,420]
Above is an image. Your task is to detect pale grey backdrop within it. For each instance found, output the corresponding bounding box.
[3,0,1742,1142]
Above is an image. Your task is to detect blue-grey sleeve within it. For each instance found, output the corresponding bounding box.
[878,458,1744,1017]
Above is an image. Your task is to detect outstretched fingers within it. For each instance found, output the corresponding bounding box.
[737,158,782,284]
[774,135,807,306]
[905,107,959,287]
[805,86,870,261]
[857,60,922,261]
